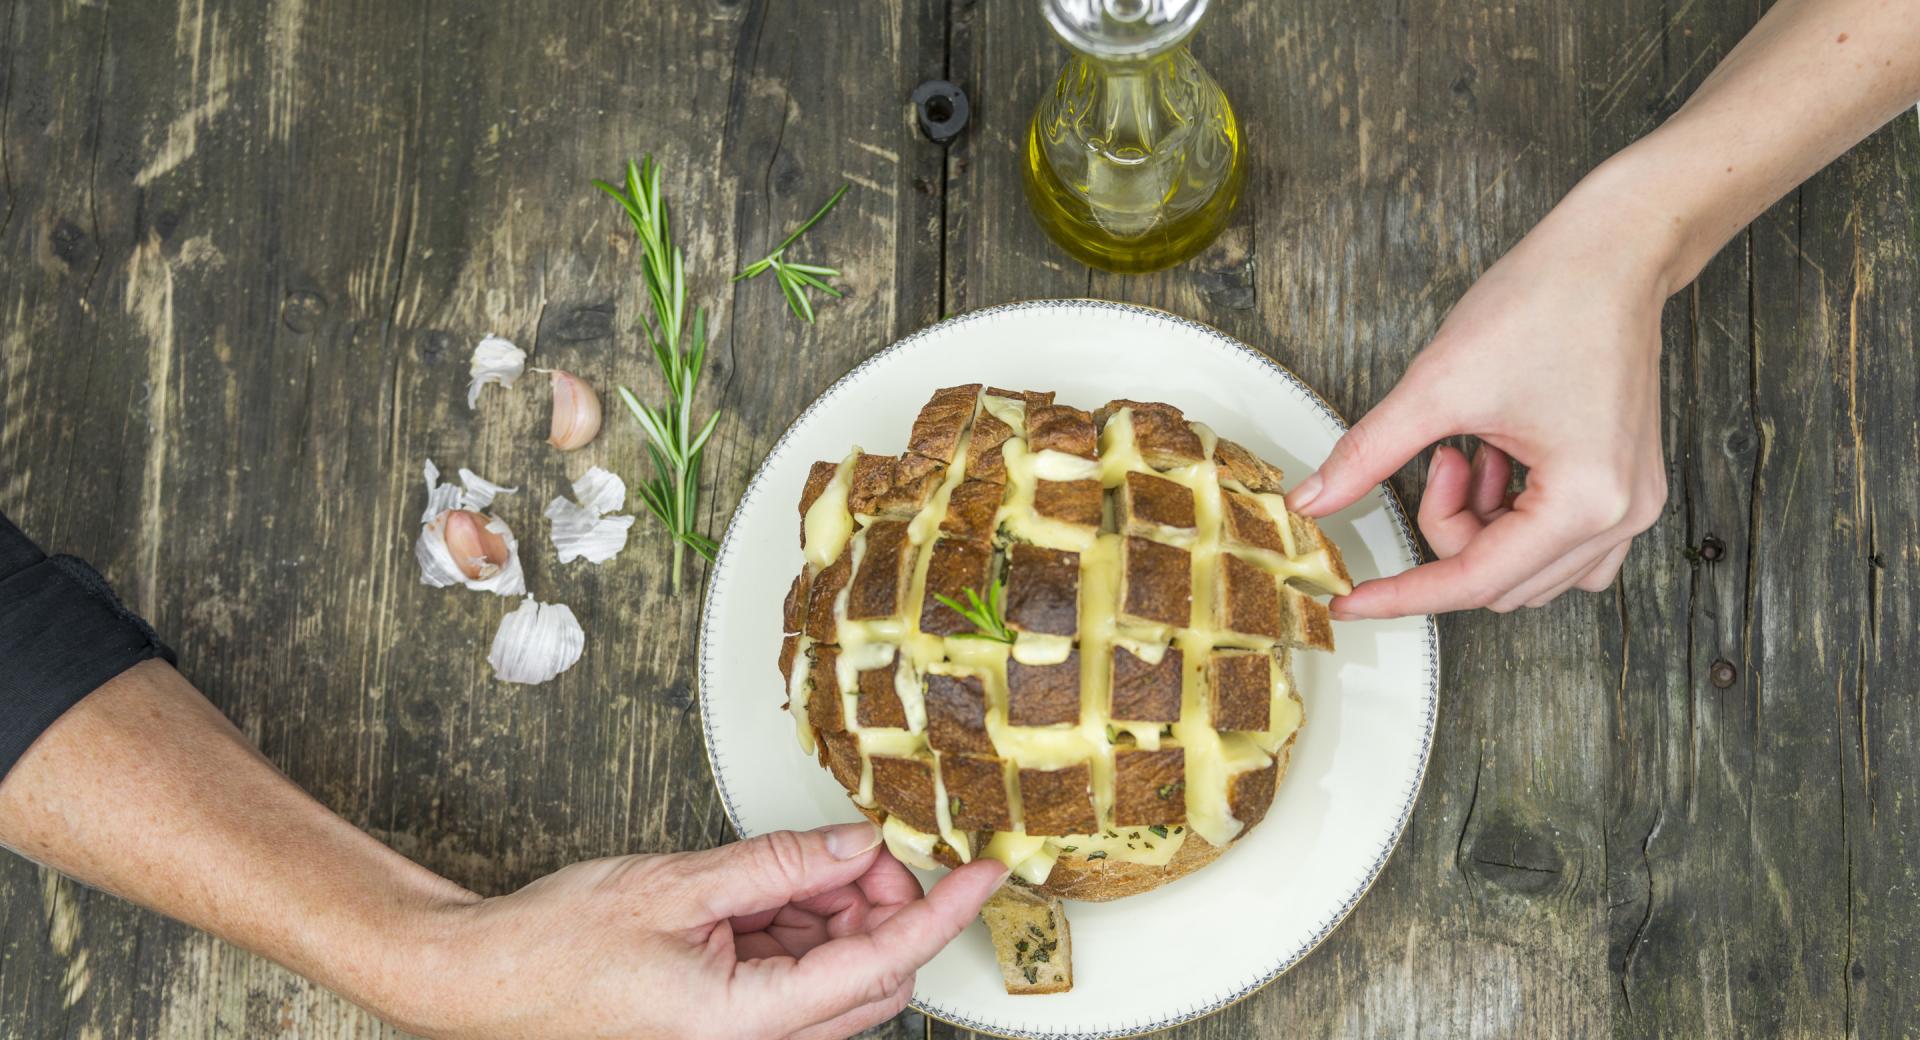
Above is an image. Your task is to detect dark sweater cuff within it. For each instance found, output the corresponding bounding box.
[0,515,175,783]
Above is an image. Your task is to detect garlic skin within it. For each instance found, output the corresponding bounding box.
[467,334,526,409]
[547,370,602,451]
[488,597,585,685]
[545,466,634,564]
[415,460,526,595]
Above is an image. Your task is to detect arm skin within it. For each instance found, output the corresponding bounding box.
[0,660,1007,1039]
[1286,0,1920,617]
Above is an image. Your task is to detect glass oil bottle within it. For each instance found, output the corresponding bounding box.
[1025,0,1243,273]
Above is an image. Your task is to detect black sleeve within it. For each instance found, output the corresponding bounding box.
[0,511,175,783]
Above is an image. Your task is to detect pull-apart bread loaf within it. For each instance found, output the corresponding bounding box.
[776,386,1350,991]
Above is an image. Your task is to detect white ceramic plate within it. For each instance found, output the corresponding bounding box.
[699,300,1439,1039]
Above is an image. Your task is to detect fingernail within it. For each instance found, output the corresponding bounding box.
[1287,473,1323,513]
[1330,608,1359,622]
[1426,451,1442,485]
[822,821,882,860]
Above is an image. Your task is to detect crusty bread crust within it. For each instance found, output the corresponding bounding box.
[1034,733,1298,902]
[1038,828,1231,901]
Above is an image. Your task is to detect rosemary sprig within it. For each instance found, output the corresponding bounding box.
[594,156,722,590]
[733,184,850,324]
[934,579,1015,644]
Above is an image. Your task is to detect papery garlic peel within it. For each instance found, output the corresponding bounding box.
[547,370,602,451]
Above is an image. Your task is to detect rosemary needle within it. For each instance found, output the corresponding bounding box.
[734,183,850,324]
[934,579,1015,644]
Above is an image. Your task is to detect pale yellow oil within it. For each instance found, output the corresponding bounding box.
[1022,49,1244,274]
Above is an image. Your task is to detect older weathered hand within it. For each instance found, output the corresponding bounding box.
[409,824,1008,1040]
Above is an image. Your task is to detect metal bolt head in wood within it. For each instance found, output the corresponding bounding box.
[912,80,969,144]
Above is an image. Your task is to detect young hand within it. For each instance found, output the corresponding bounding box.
[1286,175,1673,616]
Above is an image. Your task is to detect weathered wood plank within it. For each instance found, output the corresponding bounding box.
[2,0,1917,1038]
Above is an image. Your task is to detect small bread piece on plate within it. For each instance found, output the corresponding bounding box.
[1120,536,1191,628]
[1018,763,1099,835]
[1110,645,1183,722]
[1033,479,1102,529]
[856,655,911,729]
[981,885,1073,994]
[966,411,1016,485]
[1214,553,1282,641]
[941,479,1003,542]
[1112,746,1187,827]
[1007,652,1082,726]
[1004,544,1080,637]
[1220,491,1287,554]
[920,539,995,636]
[1118,471,1196,536]
[1207,650,1272,731]
[847,520,914,621]
[805,646,846,734]
[803,550,852,642]
[1213,438,1287,494]
[926,673,994,754]
[1097,400,1206,470]
[798,460,841,545]
[909,384,982,465]
[1025,403,1098,459]
[941,753,1014,831]
[870,755,941,833]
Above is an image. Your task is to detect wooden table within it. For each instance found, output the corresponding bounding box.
[3,1,1915,1036]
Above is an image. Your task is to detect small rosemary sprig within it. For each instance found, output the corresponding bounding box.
[733,184,850,324]
[594,156,721,590]
[934,580,1015,644]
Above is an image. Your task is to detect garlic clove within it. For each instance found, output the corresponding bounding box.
[547,369,602,451]
[415,460,526,595]
[442,509,511,580]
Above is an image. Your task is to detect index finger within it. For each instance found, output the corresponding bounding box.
[1331,506,1585,618]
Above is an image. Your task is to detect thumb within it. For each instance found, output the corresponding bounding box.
[673,822,884,921]
[759,859,1010,1030]
[1287,384,1442,518]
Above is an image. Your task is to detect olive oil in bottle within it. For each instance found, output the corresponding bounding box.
[1025,0,1243,273]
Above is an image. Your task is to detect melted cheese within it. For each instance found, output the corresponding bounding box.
[1011,632,1074,665]
[979,393,1028,430]
[802,450,859,568]
[787,636,816,755]
[1052,824,1186,868]
[983,830,1059,885]
[883,816,941,869]
[996,439,1099,552]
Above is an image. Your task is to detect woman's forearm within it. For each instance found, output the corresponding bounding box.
[0,660,475,1027]
[1568,0,1920,294]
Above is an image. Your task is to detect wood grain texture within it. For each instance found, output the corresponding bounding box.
[0,1,1914,1038]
